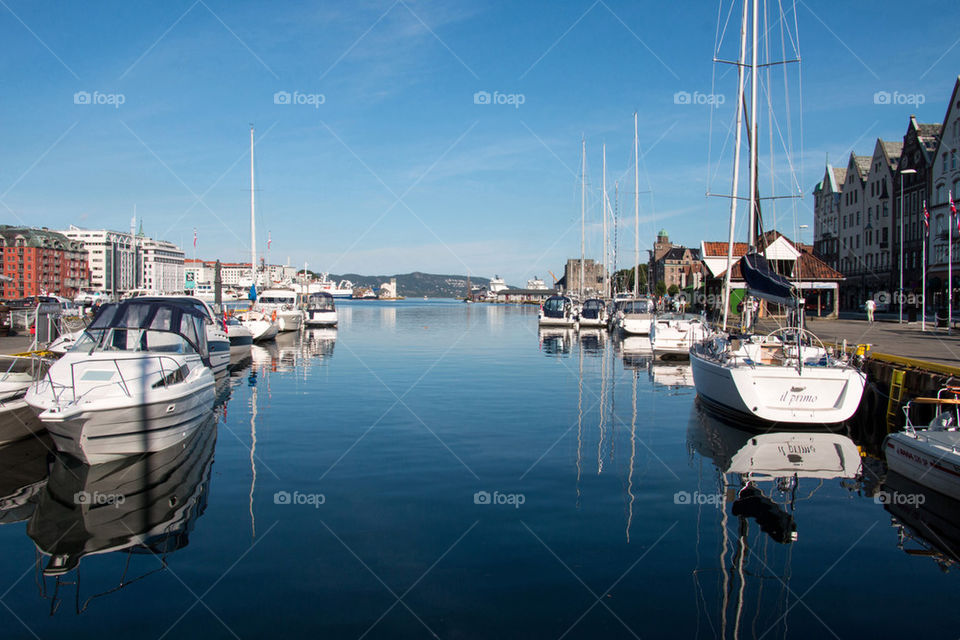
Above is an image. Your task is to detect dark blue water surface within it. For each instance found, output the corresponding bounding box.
[1,300,958,639]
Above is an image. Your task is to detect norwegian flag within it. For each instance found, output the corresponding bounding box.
[923,200,929,233]
[953,191,958,233]
[267,232,272,251]
[193,228,197,248]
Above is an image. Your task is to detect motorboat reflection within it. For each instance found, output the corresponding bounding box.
[0,433,52,526]
[617,335,653,369]
[882,470,960,571]
[539,328,573,356]
[577,328,606,356]
[303,327,337,360]
[648,362,694,392]
[27,412,216,602]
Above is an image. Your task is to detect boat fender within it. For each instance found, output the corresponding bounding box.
[271,310,277,322]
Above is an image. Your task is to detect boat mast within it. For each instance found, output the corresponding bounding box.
[602,143,608,299]
[721,1,750,331]
[634,112,639,299]
[250,125,257,290]
[743,0,759,329]
[581,136,586,299]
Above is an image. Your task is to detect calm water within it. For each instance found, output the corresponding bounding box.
[1,300,957,638]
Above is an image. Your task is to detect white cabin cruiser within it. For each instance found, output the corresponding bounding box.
[650,313,711,358]
[577,298,608,328]
[25,299,216,464]
[885,386,960,500]
[616,298,654,335]
[538,295,576,327]
[238,308,279,342]
[133,296,230,375]
[254,289,303,332]
[225,316,253,352]
[304,292,338,327]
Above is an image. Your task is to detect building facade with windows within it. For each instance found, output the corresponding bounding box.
[928,77,960,311]
[837,153,869,309]
[0,226,88,299]
[141,237,185,294]
[858,138,901,302]
[897,117,941,309]
[812,163,845,271]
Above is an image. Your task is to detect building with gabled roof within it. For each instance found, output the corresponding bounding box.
[813,162,846,271]
[0,226,88,299]
[649,230,702,292]
[928,76,960,312]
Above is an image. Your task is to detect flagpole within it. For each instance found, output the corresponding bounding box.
[949,191,954,334]
[922,201,927,332]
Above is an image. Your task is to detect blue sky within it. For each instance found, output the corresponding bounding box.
[0,0,957,286]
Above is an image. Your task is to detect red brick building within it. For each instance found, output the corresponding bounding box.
[0,226,88,300]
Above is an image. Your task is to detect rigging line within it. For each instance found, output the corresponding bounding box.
[765,0,779,239]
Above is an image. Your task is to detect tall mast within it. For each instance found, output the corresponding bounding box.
[602,143,608,299]
[580,136,586,298]
[721,0,749,332]
[250,125,257,288]
[748,0,759,251]
[634,112,640,298]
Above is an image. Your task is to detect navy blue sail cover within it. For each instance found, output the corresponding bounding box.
[741,251,796,305]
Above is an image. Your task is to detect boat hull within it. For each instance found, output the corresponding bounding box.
[620,316,652,335]
[276,311,303,332]
[689,348,866,426]
[885,431,960,500]
[304,310,338,326]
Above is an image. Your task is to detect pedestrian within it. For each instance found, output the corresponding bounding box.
[865,298,875,323]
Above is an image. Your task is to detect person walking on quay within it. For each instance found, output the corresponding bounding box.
[865,298,876,323]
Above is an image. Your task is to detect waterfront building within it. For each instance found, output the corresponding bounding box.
[0,226,88,299]
[141,237,185,294]
[856,138,901,303]
[812,163,845,271]
[561,258,604,295]
[649,230,702,291]
[837,153,869,310]
[927,76,960,311]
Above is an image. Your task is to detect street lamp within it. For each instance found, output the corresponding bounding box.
[900,168,918,323]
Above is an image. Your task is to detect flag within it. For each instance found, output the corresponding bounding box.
[923,200,929,233]
[267,232,272,251]
[952,191,958,233]
[193,228,197,248]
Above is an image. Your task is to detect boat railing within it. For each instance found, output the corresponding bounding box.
[41,355,193,405]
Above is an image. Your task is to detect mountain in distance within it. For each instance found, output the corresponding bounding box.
[322,272,507,298]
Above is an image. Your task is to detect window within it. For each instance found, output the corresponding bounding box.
[944,153,949,172]
[953,150,958,170]
[856,212,861,225]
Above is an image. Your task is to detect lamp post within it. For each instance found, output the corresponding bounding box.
[900,168,917,323]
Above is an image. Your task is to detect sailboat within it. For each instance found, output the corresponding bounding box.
[688,0,865,427]
[240,125,281,341]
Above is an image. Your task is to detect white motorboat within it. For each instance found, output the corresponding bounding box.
[884,386,960,500]
[690,328,865,426]
[310,273,354,299]
[255,289,303,332]
[226,316,253,353]
[25,299,216,464]
[539,295,577,327]
[132,296,231,375]
[304,292,338,327]
[240,309,279,342]
[650,313,711,358]
[28,413,216,576]
[616,298,654,335]
[577,298,608,328]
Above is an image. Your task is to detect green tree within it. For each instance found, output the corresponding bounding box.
[655,280,667,296]
[611,264,648,293]
[667,284,679,296]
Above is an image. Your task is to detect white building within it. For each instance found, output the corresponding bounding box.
[141,237,185,293]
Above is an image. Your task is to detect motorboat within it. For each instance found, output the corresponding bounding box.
[615,298,654,335]
[538,295,576,327]
[239,308,279,342]
[254,289,303,332]
[577,298,608,328]
[25,298,216,464]
[131,296,231,375]
[0,353,52,414]
[650,312,711,358]
[28,413,216,577]
[884,386,960,500]
[304,292,338,327]
[225,316,253,351]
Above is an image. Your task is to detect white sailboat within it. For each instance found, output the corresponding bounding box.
[616,113,653,336]
[689,0,865,427]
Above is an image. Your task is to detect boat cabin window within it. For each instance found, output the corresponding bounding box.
[622,300,651,314]
[544,297,568,313]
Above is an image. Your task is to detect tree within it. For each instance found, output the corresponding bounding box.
[655,280,667,296]
[667,284,680,296]
[611,264,648,293]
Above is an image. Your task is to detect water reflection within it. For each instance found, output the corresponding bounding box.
[882,471,960,571]
[648,362,694,393]
[577,328,607,355]
[302,327,337,360]
[617,335,653,370]
[27,412,217,612]
[0,433,52,526]
[539,328,573,356]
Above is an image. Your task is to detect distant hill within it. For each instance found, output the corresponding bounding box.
[324,272,500,298]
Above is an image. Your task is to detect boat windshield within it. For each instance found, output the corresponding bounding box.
[583,299,604,311]
[78,300,208,357]
[259,293,296,304]
[543,297,569,317]
[622,300,652,314]
[308,293,335,311]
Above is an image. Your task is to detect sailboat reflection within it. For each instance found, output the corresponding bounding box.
[539,328,573,356]
[0,432,52,526]
[882,471,960,571]
[687,402,861,636]
[27,411,217,612]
